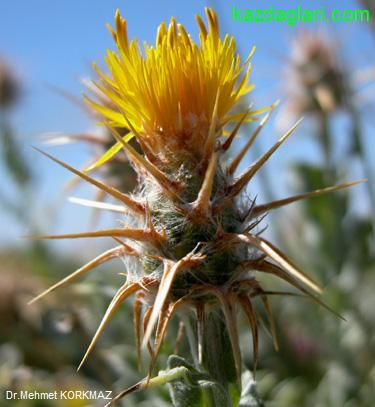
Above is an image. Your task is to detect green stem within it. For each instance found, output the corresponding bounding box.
[200,310,241,407]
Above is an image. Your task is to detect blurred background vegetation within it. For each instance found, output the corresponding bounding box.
[0,1,374,406]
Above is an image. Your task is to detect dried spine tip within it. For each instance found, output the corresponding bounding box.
[28,245,134,305]
[33,147,145,214]
[227,101,279,175]
[26,227,165,244]
[77,281,144,371]
[251,179,366,217]
[228,118,304,198]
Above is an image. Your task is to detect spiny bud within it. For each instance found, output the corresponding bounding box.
[28,8,362,394]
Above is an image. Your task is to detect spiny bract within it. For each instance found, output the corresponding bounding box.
[30,7,360,385]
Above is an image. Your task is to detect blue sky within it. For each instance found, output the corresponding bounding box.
[0,0,373,251]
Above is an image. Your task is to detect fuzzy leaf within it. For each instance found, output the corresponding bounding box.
[167,355,233,407]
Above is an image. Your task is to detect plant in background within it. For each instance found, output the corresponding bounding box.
[259,28,375,406]
[358,0,375,33]
[29,9,362,406]
[278,31,350,177]
[278,30,375,210]
[0,58,33,225]
[282,31,349,117]
[0,59,20,110]
[0,60,119,407]
[276,29,374,274]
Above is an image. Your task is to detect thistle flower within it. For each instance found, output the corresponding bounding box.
[29,8,362,400]
[280,31,349,122]
[277,30,375,212]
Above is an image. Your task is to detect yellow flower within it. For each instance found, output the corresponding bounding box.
[86,8,259,157]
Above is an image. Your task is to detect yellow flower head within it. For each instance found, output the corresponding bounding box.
[87,8,257,157]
